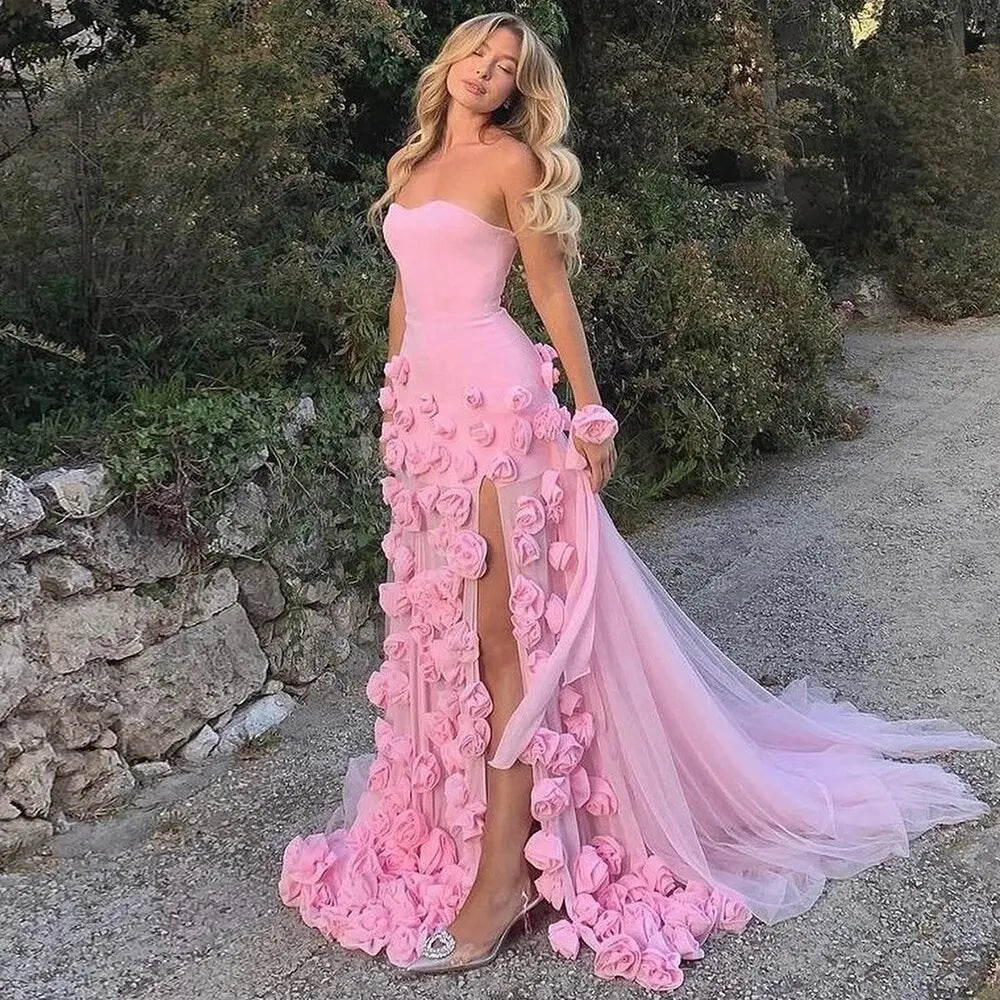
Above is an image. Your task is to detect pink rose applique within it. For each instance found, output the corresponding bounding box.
[534,867,565,909]
[383,438,407,472]
[383,629,412,664]
[435,486,473,526]
[425,709,457,747]
[558,685,583,716]
[540,469,564,524]
[591,836,626,878]
[384,354,409,384]
[463,384,484,408]
[593,933,643,982]
[378,581,411,619]
[568,765,591,807]
[512,530,541,565]
[565,710,596,748]
[534,342,559,363]
[545,593,565,635]
[593,909,625,942]
[404,442,433,477]
[439,737,465,774]
[392,404,415,432]
[530,775,572,820]
[389,488,422,532]
[585,775,620,815]
[457,715,491,757]
[573,844,611,895]
[390,543,415,582]
[532,405,565,441]
[415,484,440,513]
[412,751,442,793]
[508,384,533,411]
[417,392,438,416]
[548,540,575,572]
[512,617,542,650]
[442,619,480,663]
[427,520,455,556]
[508,573,546,621]
[379,420,397,445]
[378,385,397,414]
[427,441,451,474]
[540,359,561,390]
[711,888,752,932]
[547,919,580,960]
[469,419,495,446]
[365,664,409,709]
[486,450,518,484]
[431,414,457,438]
[639,855,678,896]
[523,829,566,871]
[526,648,550,675]
[389,807,429,852]
[622,901,661,949]
[635,941,683,991]
[571,403,619,444]
[514,494,547,534]
[547,731,584,775]
[572,891,601,926]
[386,925,420,967]
[445,528,488,579]
[519,725,560,766]
[380,474,405,505]
[366,757,392,792]
[454,448,478,481]
[510,416,534,455]
[417,826,458,874]
[460,680,493,719]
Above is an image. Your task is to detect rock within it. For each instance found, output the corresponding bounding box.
[262,679,284,695]
[0,533,62,566]
[50,508,186,587]
[23,463,109,517]
[0,817,53,865]
[17,662,121,750]
[264,607,349,685]
[176,724,220,763]
[29,589,182,676]
[0,561,41,622]
[284,575,341,607]
[212,706,236,730]
[0,624,39,723]
[114,603,268,760]
[829,273,902,322]
[29,554,95,598]
[0,471,45,539]
[270,524,329,578]
[50,748,135,818]
[131,761,172,785]
[327,589,369,635]
[231,558,285,625]
[0,785,21,820]
[216,692,295,753]
[172,567,239,626]
[4,743,57,817]
[207,481,270,557]
[281,396,316,443]
[50,808,71,834]
[0,717,47,772]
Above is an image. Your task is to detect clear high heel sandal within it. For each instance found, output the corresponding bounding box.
[404,887,544,974]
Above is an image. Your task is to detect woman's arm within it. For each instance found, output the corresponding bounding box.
[500,147,602,412]
[500,144,617,492]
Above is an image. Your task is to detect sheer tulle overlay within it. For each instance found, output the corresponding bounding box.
[277,199,996,990]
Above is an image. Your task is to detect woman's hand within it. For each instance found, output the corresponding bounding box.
[573,433,617,493]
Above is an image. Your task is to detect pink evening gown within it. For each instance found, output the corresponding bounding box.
[277,197,997,991]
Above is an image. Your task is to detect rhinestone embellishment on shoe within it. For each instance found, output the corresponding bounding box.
[421,928,457,960]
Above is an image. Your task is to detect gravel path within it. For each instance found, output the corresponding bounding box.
[2,317,998,1000]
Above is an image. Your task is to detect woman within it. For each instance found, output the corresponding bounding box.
[278,11,996,991]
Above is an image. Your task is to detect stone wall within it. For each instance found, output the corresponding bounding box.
[0,451,378,866]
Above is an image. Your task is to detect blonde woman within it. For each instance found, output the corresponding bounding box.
[278,10,996,989]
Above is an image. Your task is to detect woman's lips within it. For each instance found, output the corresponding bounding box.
[463,80,484,95]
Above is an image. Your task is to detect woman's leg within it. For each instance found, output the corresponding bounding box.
[445,476,535,952]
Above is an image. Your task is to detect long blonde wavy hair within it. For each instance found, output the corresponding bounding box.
[367,12,583,276]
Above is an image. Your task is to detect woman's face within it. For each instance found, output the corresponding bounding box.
[447,27,521,114]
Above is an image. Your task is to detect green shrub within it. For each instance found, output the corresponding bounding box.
[841,32,1000,320]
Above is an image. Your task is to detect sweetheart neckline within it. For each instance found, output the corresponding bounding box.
[388,199,516,237]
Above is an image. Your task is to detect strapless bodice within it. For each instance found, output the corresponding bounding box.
[381,200,518,326]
